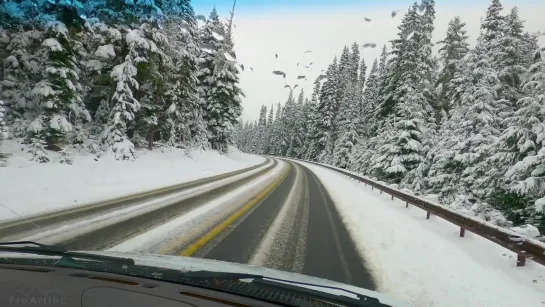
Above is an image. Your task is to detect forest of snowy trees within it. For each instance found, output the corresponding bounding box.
[236,0,545,230]
[0,0,243,161]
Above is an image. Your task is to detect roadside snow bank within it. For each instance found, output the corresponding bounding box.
[299,161,545,307]
[0,140,264,221]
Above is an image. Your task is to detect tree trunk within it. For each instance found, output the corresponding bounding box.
[148,127,155,150]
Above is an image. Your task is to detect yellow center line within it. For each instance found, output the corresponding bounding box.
[180,163,292,257]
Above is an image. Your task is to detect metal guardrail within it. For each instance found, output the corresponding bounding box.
[293,158,545,267]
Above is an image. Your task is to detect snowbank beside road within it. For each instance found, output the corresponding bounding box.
[0,140,264,221]
[298,161,545,307]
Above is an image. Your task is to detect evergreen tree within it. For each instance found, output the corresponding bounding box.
[287,90,306,158]
[360,59,379,138]
[355,56,367,137]
[317,58,339,163]
[257,104,267,153]
[1,28,43,135]
[350,59,379,174]
[201,5,244,152]
[268,102,283,155]
[133,23,171,149]
[372,1,436,185]
[101,28,143,160]
[502,48,545,227]
[350,42,361,84]
[332,82,358,169]
[163,6,204,148]
[493,6,527,111]
[304,79,322,161]
[263,104,274,154]
[197,8,224,147]
[436,16,469,116]
[29,22,89,149]
[428,42,505,201]
[481,0,505,48]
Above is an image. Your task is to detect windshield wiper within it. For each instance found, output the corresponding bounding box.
[179,270,391,307]
[0,241,135,265]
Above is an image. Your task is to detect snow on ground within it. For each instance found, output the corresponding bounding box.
[299,161,545,307]
[0,139,264,221]
[20,160,275,245]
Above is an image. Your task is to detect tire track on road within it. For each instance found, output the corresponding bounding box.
[0,159,270,241]
[181,159,376,290]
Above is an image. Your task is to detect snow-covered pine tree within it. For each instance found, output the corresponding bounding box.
[331,43,361,167]
[202,5,244,153]
[276,90,293,156]
[479,7,537,213]
[29,21,88,151]
[427,41,505,203]
[267,104,274,128]
[371,1,436,185]
[1,27,43,136]
[317,57,339,163]
[350,42,361,84]
[246,121,257,153]
[349,59,380,174]
[197,8,224,148]
[287,90,306,158]
[436,16,469,116]
[336,46,351,114]
[132,22,171,149]
[355,55,367,137]
[263,104,274,154]
[481,0,505,49]
[297,96,312,158]
[304,79,322,161]
[101,27,143,160]
[332,82,358,169]
[161,3,204,148]
[257,104,267,154]
[360,59,379,138]
[501,48,545,227]
[492,6,527,112]
[268,102,283,155]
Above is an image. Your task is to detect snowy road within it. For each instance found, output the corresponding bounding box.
[155,160,376,291]
[0,157,381,300]
[0,159,275,245]
[1,157,377,291]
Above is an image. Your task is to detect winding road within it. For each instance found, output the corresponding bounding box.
[0,158,375,291]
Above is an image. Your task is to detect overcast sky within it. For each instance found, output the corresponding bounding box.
[192,0,545,122]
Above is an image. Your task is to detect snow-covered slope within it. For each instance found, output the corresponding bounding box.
[299,161,545,307]
[0,140,264,222]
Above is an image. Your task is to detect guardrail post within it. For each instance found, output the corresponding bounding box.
[379,190,383,194]
[517,253,526,267]
[426,212,431,219]
[459,228,465,237]
[405,202,408,208]
[371,186,374,190]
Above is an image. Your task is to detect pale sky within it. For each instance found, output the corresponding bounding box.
[192,0,545,122]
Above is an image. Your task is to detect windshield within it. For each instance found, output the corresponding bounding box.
[0,1,544,307]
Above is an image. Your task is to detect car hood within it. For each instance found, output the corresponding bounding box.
[83,251,413,307]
